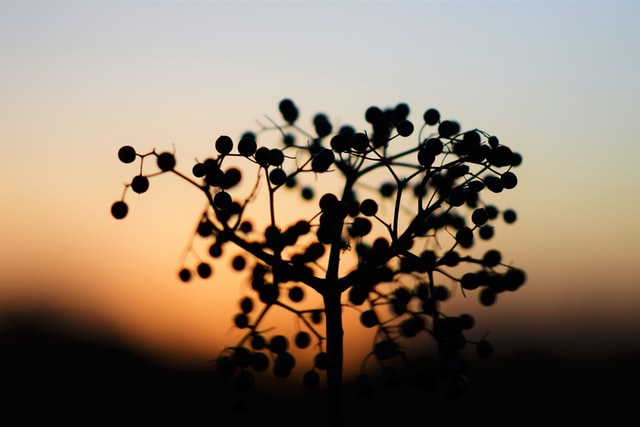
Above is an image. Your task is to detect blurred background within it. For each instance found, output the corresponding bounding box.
[1,0,639,425]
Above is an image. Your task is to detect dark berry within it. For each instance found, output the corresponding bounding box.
[214,191,232,211]
[471,208,489,226]
[111,201,128,219]
[483,249,502,267]
[131,175,149,194]
[288,286,304,303]
[117,145,136,163]
[503,209,517,223]
[197,262,212,278]
[360,310,378,328]
[269,168,287,186]
[423,108,440,125]
[178,268,191,282]
[294,331,311,349]
[501,171,518,189]
[238,137,257,157]
[268,148,285,167]
[234,313,249,329]
[438,120,460,138]
[359,199,378,217]
[314,352,329,370]
[232,255,246,271]
[279,98,299,124]
[270,335,289,354]
[240,297,253,314]
[215,135,233,154]
[351,132,369,152]
[156,152,176,171]
[396,120,414,137]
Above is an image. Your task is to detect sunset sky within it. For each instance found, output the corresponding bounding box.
[1,0,639,376]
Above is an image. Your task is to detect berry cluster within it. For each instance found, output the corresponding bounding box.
[111,99,525,399]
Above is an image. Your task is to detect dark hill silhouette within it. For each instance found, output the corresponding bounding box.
[1,310,637,426]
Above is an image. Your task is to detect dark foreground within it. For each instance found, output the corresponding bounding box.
[1,314,637,427]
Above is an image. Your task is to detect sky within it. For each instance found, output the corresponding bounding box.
[1,0,639,377]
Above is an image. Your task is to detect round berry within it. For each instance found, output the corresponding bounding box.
[273,352,296,378]
[478,225,494,240]
[208,243,223,258]
[490,145,513,167]
[359,199,378,217]
[234,313,249,329]
[237,137,257,157]
[511,152,523,167]
[313,114,332,138]
[365,106,383,124]
[479,288,497,306]
[111,201,128,219]
[423,108,440,125]
[456,227,474,248]
[288,286,304,303]
[379,182,396,198]
[471,208,489,226]
[197,262,212,278]
[232,255,246,271]
[117,145,136,164]
[254,147,271,166]
[301,187,314,200]
[348,217,372,237]
[483,249,502,267]
[215,135,233,154]
[240,297,253,314]
[213,191,232,211]
[251,352,269,371]
[395,119,414,137]
[270,335,289,354]
[438,120,460,138]
[311,148,334,172]
[269,168,287,186]
[251,335,267,350]
[283,133,295,146]
[178,268,191,282]
[310,310,323,324]
[156,152,175,171]
[192,162,205,178]
[314,352,329,370]
[360,310,378,328]
[503,209,517,224]
[279,98,299,124]
[294,331,311,349]
[351,132,369,152]
[484,175,503,193]
[268,148,285,167]
[330,134,350,152]
[417,148,435,167]
[131,175,149,194]
[501,171,518,189]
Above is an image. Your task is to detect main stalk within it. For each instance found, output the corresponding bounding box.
[323,288,344,427]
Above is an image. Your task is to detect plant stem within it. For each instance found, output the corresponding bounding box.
[323,288,344,427]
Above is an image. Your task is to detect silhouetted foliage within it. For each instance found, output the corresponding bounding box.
[111,99,526,426]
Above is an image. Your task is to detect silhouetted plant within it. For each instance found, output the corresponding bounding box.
[111,99,526,427]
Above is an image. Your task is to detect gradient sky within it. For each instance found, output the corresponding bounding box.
[1,0,639,374]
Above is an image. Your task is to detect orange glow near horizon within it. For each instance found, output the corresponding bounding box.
[2,1,639,388]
